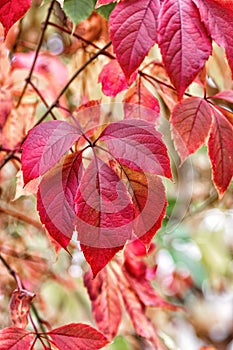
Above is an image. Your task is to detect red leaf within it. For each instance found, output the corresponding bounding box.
[48,323,109,350]
[84,268,121,339]
[98,60,137,97]
[157,0,212,99]
[171,97,212,162]
[0,327,34,350]
[95,0,116,7]
[99,119,172,178]
[210,90,233,104]
[81,245,122,278]
[123,82,160,122]
[9,288,35,329]
[123,269,178,310]
[122,166,167,246]
[0,0,31,36]
[208,107,233,196]
[37,152,83,249]
[110,0,160,81]
[22,120,81,184]
[193,0,233,75]
[75,157,134,275]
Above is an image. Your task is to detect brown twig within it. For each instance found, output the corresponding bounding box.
[0,203,44,231]
[16,0,57,107]
[34,40,112,126]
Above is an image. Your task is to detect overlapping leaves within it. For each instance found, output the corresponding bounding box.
[0,324,109,350]
[171,95,233,195]
[109,0,233,99]
[22,118,171,275]
[84,240,179,346]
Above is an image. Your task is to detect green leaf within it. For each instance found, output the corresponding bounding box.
[63,0,95,26]
[96,2,116,20]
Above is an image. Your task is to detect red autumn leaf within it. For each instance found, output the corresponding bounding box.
[98,60,137,97]
[123,240,154,280]
[9,288,35,329]
[80,246,122,279]
[208,107,233,196]
[122,166,167,246]
[113,266,164,349]
[84,268,121,339]
[95,0,116,8]
[99,119,172,178]
[37,152,83,249]
[123,81,160,122]
[110,0,160,81]
[75,157,134,275]
[171,97,212,162]
[0,0,32,36]
[47,323,109,350]
[22,120,81,184]
[124,270,178,310]
[0,327,34,350]
[123,242,178,309]
[193,0,233,75]
[157,0,212,99]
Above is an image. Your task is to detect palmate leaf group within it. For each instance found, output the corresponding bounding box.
[1,0,233,349]
[22,119,171,275]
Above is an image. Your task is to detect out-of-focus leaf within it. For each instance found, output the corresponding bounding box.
[9,288,35,329]
[84,268,121,339]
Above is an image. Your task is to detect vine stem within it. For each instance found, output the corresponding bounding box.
[0,254,49,340]
[34,40,112,126]
[47,21,115,58]
[28,80,57,120]
[16,0,57,107]
[56,103,93,146]
[139,70,193,97]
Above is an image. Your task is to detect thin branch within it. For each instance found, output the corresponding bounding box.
[139,71,193,97]
[17,0,57,107]
[0,253,50,341]
[56,103,93,146]
[28,80,57,120]
[34,41,112,126]
[0,254,18,282]
[47,21,115,59]
[0,203,44,231]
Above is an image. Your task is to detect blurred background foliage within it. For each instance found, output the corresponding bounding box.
[0,1,232,349]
